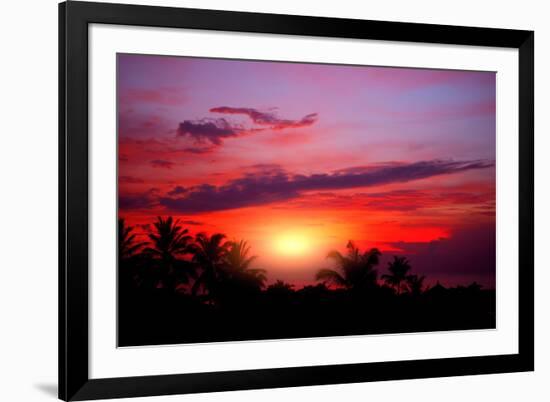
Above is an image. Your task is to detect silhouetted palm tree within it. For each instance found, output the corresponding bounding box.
[406,274,425,296]
[118,218,147,288]
[119,218,146,260]
[316,241,381,292]
[382,256,412,295]
[189,232,230,297]
[143,216,194,290]
[223,240,266,289]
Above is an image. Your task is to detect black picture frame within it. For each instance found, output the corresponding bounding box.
[59,1,534,400]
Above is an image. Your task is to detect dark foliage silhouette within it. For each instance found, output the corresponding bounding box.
[316,241,381,292]
[224,239,267,289]
[118,216,496,346]
[406,274,426,296]
[267,280,295,293]
[143,216,195,290]
[118,218,147,288]
[119,218,147,259]
[213,239,267,307]
[382,256,412,295]
[188,232,230,300]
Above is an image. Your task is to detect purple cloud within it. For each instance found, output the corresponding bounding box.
[176,118,241,145]
[167,186,188,196]
[182,146,216,154]
[119,175,144,184]
[176,107,318,147]
[210,106,318,129]
[119,193,156,210]
[160,159,494,213]
[150,159,175,169]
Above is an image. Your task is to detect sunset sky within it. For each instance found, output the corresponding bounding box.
[117,53,496,288]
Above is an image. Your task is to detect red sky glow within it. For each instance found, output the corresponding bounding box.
[117,54,496,288]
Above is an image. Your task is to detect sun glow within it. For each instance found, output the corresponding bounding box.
[274,233,311,257]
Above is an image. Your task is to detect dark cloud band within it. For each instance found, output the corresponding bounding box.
[150,159,175,169]
[159,159,494,213]
[210,106,318,129]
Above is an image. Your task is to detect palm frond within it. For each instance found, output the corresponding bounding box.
[326,250,346,265]
[316,269,347,287]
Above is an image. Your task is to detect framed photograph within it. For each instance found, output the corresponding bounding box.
[59,1,534,400]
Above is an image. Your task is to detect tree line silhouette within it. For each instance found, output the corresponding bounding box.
[118,216,495,346]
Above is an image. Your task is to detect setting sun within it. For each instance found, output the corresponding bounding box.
[274,233,311,257]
